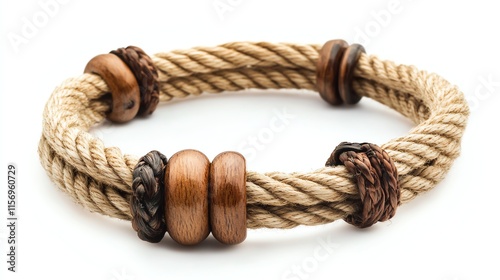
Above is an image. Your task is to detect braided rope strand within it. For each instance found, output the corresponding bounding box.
[38,42,469,229]
[326,142,399,228]
[130,151,168,243]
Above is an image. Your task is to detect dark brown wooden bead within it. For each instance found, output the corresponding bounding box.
[339,44,366,105]
[164,150,210,245]
[209,152,247,245]
[84,54,140,123]
[316,40,348,106]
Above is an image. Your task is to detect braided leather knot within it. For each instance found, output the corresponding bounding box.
[111,46,160,116]
[130,151,168,243]
[326,142,400,228]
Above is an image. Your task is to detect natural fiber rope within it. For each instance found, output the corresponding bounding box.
[38,42,469,229]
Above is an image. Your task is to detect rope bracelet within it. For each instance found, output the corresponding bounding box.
[38,40,469,246]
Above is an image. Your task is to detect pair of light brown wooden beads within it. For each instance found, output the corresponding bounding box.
[316,40,366,106]
[131,150,247,246]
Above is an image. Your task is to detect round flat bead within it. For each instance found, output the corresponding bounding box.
[164,150,210,245]
[338,44,366,105]
[316,40,348,106]
[110,46,160,117]
[209,152,247,245]
[84,54,140,123]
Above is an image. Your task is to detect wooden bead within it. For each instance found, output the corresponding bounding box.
[209,152,247,245]
[84,54,140,123]
[316,40,348,106]
[339,44,366,105]
[164,150,210,245]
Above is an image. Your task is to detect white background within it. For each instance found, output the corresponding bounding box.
[1,1,499,279]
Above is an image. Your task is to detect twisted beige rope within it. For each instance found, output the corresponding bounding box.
[38,42,469,229]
